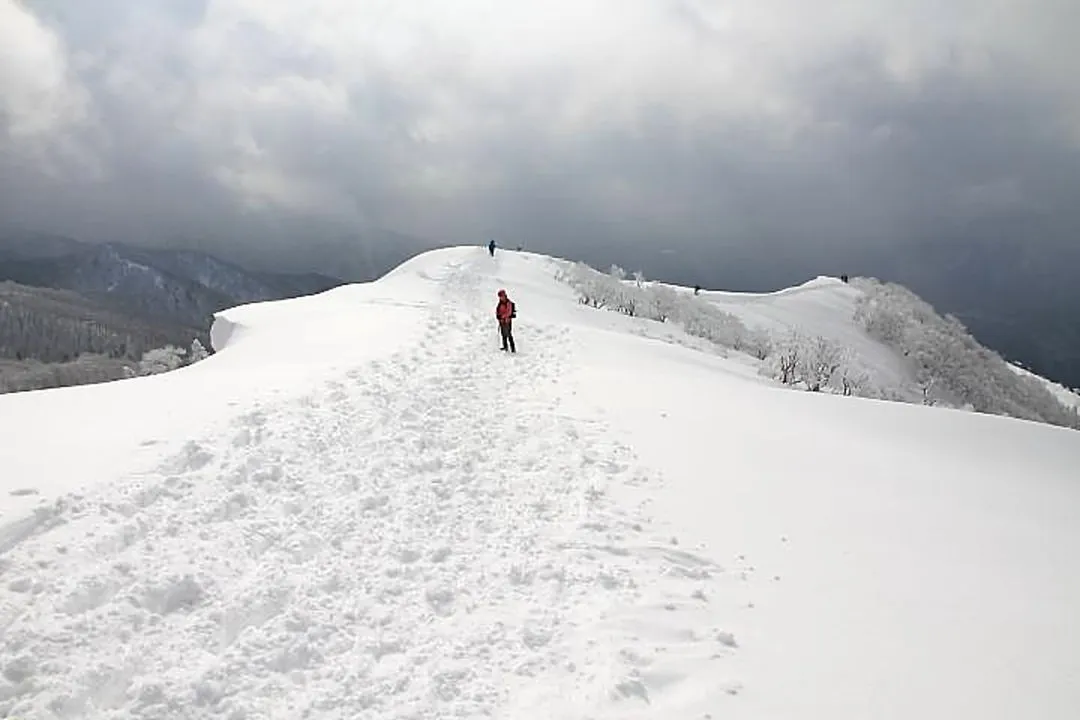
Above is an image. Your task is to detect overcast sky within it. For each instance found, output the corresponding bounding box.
[1,0,1078,281]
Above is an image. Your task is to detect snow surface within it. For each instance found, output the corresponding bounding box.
[2,247,1079,719]
[698,276,915,392]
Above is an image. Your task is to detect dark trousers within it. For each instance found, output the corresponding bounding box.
[499,321,516,352]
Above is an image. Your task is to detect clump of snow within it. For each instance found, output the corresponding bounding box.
[1,246,1079,719]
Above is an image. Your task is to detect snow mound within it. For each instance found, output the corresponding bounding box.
[702,276,912,389]
[1,246,1079,719]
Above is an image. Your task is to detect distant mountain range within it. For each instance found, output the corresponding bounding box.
[0,231,343,330]
[0,231,346,392]
[0,280,206,362]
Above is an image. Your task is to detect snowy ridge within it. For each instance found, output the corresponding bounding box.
[1,253,739,719]
[1010,362,1080,410]
[594,264,1078,424]
[2,247,1079,719]
[700,275,914,391]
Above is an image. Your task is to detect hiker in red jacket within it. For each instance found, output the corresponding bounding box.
[495,289,516,353]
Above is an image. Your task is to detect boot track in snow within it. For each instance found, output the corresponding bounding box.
[0,255,742,719]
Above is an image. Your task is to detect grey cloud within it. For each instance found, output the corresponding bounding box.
[1,0,1078,286]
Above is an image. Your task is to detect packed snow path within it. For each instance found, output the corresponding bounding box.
[0,255,741,719]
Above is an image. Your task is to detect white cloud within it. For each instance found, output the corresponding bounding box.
[0,0,87,138]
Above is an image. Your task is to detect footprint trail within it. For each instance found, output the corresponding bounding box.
[0,255,740,719]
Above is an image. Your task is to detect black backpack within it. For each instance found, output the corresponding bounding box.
[511,301,517,319]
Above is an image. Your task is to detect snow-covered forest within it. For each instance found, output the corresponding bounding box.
[0,282,205,361]
[0,282,211,394]
[0,341,209,394]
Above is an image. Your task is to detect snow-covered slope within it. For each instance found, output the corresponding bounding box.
[2,248,1079,719]
[698,276,913,393]
[1011,362,1080,410]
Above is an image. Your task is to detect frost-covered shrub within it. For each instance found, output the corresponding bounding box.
[647,284,680,323]
[853,277,1080,430]
[840,366,870,397]
[559,260,877,398]
[138,345,187,376]
[679,303,746,347]
[136,338,211,377]
[735,327,773,360]
[189,338,210,363]
[762,330,860,394]
[769,335,801,386]
[557,261,756,354]
[800,335,849,392]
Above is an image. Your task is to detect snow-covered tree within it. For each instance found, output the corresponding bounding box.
[761,331,858,394]
[840,366,870,397]
[852,277,1080,429]
[558,261,755,350]
[800,335,848,392]
[189,338,210,363]
[647,284,680,323]
[735,327,773,360]
[771,337,801,386]
[138,345,187,376]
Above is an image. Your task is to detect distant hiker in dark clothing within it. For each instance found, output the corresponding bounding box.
[496,289,516,353]
[694,284,701,296]
[488,239,496,257]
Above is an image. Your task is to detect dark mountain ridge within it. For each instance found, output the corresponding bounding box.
[0,235,344,331]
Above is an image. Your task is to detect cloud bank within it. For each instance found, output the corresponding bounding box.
[1,0,1077,279]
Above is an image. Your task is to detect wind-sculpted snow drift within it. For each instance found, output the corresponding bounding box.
[1,247,1079,719]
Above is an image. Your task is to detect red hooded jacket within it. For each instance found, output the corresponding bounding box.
[496,290,514,324]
